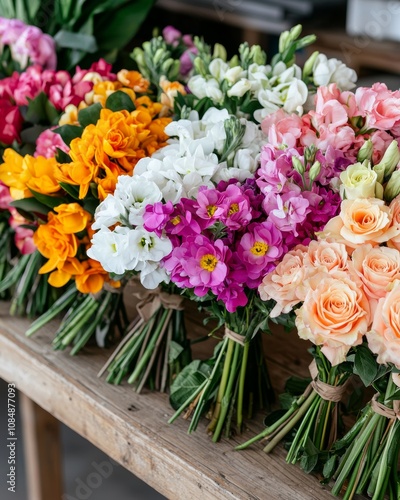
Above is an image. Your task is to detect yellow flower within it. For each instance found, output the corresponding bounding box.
[54,203,91,234]
[117,69,149,93]
[59,104,79,126]
[0,149,31,199]
[92,81,123,107]
[34,213,78,274]
[25,155,60,195]
[134,96,163,118]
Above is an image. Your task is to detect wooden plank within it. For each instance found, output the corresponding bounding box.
[20,394,63,500]
[0,301,336,499]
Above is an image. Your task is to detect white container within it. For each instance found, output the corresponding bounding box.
[347,0,400,41]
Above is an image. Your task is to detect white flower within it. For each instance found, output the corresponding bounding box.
[224,65,245,84]
[209,58,229,81]
[227,78,252,98]
[130,227,172,263]
[92,194,126,230]
[136,261,170,289]
[114,176,162,226]
[312,54,357,90]
[87,226,138,275]
[282,79,308,113]
[187,75,207,99]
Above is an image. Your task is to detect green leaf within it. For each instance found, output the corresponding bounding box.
[94,0,155,53]
[29,189,69,209]
[10,197,50,216]
[354,344,378,387]
[25,92,60,125]
[59,182,80,199]
[323,455,337,480]
[168,340,184,364]
[105,90,135,112]
[54,30,98,53]
[78,102,102,127]
[169,360,207,410]
[300,438,319,474]
[20,125,48,145]
[54,124,83,147]
[56,148,72,164]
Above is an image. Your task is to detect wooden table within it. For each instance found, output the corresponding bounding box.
[0,301,339,500]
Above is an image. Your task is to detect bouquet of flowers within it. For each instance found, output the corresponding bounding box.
[237,82,400,479]
[0,67,172,354]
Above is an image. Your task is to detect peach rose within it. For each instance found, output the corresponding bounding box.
[388,196,400,251]
[352,244,400,304]
[320,198,400,250]
[367,282,400,369]
[259,246,307,317]
[304,239,349,273]
[295,270,371,365]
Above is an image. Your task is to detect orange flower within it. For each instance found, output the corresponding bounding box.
[135,96,163,118]
[75,259,108,294]
[34,213,78,274]
[54,203,91,234]
[25,155,60,195]
[48,257,85,287]
[92,80,123,107]
[0,149,31,199]
[96,164,121,201]
[160,76,186,115]
[117,69,149,93]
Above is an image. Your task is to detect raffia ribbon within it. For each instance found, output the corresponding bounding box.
[371,394,400,420]
[224,326,245,346]
[309,360,349,403]
[130,282,184,322]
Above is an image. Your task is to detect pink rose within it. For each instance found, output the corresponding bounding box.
[352,244,400,311]
[0,99,23,144]
[0,180,12,209]
[296,270,371,365]
[367,283,400,369]
[321,198,400,251]
[261,109,304,148]
[11,25,56,70]
[258,246,307,317]
[355,83,400,131]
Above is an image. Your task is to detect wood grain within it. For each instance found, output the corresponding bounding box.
[0,301,354,500]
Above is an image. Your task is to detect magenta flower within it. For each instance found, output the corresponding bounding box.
[35,129,69,158]
[220,184,253,230]
[237,222,284,285]
[196,187,225,223]
[163,26,182,46]
[143,201,174,235]
[0,181,12,209]
[217,282,248,312]
[165,200,203,236]
[181,235,229,296]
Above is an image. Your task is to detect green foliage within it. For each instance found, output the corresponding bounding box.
[105,90,135,112]
[0,0,156,70]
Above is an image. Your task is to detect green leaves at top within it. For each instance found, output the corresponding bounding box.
[29,189,69,209]
[54,30,98,53]
[24,92,60,126]
[105,90,135,112]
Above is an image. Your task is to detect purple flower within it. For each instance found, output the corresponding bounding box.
[162,26,182,46]
[164,199,203,236]
[265,191,310,235]
[236,221,284,286]
[180,47,197,76]
[143,201,174,235]
[217,282,248,312]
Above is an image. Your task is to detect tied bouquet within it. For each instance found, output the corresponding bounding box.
[237,81,400,487]
[0,66,172,354]
[88,27,358,435]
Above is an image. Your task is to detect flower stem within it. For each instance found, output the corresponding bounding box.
[237,341,249,433]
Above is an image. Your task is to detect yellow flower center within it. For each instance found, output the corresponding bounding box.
[207,205,217,217]
[171,215,181,225]
[229,203,239,215]
[200,254,218,272]
[250,241,269,256]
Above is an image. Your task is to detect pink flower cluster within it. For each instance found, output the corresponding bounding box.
[162,25,197,76]
[0,17,56,70]
[35,129,70,158]
[256,144,346,247]
[0,58,115,145]
[263,83,400,164]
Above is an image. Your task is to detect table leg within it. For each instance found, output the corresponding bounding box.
[20,393,63,500]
